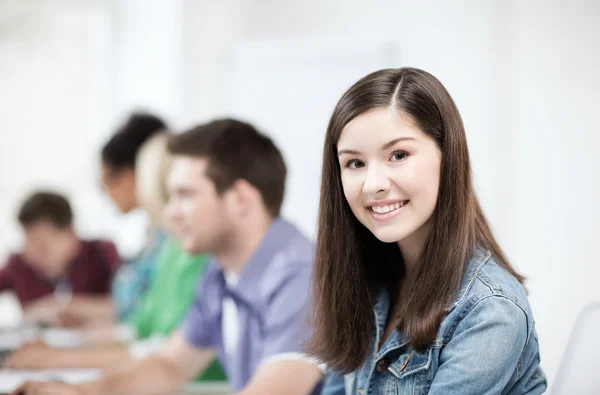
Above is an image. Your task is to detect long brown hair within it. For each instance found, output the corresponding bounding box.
[309,67,524,373]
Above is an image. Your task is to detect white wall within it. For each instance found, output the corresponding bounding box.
[0,0,186,261]
[180,0,245,124]
[112,0,184,125]
[510,0,600,384]
[0,0,184,323]
[0,0,122,258]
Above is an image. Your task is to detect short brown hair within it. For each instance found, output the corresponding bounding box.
[18,191,73,229]
[168,119,287,217]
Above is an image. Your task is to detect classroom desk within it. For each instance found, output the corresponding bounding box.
[0,327,229,394]
[0,369,229,394]
[175,382,230,394]
[0,368,101,393]
[0,326,85,350]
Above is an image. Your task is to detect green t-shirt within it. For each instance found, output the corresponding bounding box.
[127,238,226,382]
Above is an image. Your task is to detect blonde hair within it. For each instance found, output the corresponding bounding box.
[135,131,172,226]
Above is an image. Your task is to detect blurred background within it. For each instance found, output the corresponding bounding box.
[0,0,598,389]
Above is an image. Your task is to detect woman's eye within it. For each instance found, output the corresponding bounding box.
[346,159,365,169]
[390,151,408,162]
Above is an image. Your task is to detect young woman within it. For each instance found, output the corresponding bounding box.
[310,68,547,394]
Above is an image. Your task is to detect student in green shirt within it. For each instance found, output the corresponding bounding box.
[126,238,226,381]
[128,238,205,339]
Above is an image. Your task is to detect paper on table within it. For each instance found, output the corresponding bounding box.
[41,328,85,348]
[176,382,230,394]
[0,372,229,394]
[0,331,21,350]
[0,327,85,350]
[0,369,102,393]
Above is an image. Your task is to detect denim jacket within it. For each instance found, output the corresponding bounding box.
[322,248,547,395]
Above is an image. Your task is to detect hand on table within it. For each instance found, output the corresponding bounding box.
[10,381,82,395]
[22,296,62,326]
[2,342,59,369]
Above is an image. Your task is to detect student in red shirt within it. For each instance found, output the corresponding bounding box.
[0,191,120,323]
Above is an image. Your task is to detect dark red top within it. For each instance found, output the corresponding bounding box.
[0,239,121,306]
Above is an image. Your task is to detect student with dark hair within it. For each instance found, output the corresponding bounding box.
[0,191,120,322]
[310,68,547,394]
[42,112,170,327]
[100,112,167,214]
[12,119,323,395]
[98,112,170,323]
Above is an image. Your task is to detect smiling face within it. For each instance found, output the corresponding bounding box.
[337,107,442,255]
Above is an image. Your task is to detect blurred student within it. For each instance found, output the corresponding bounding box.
[4,133,226,382]
[0,191,120,323]
[12,119,323,395]
[58,112,169,326]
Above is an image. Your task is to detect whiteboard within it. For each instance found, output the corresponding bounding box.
[222,39,401,239]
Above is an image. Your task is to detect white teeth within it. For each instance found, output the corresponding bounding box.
[371,201,406,214]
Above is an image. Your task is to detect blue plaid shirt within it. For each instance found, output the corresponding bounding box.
[111,228,167,321]
[181,218,316,392]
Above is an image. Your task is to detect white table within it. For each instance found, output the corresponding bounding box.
[0,327,86,350]
[0,369,102,393]
[175,382,230,394]
[0,327,229,394]
[0,371,229,394]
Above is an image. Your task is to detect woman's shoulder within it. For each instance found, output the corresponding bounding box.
[439,248,534,343]
[453,248,529,308]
